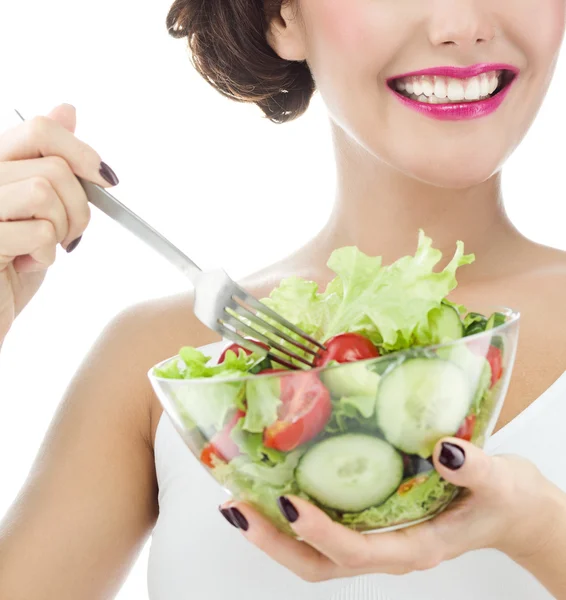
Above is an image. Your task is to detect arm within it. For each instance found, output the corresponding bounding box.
[0,296,214,599]
[511,487,566,600]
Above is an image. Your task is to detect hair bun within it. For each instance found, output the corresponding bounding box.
[166,0,315,123]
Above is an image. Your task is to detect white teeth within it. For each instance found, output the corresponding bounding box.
[434,77,447,98]
[413,78,423,96]
[393,69,505,104]
[447,79,465,101]
[480,73,490,97]
[489,73,499,94]
[421,78,434,97]
[464,76,481,101]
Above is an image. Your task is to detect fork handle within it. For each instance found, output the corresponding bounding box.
[80,179,203,282]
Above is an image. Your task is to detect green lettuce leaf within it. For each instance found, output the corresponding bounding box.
[259,230,474,355]
[230,418,285,465]
[243,376,282,433]
[154,346,258,380]
[341,471,457,529]
[172,381,245,431]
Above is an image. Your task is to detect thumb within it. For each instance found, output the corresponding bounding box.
[432,437,499,496]
[46,103,76,133]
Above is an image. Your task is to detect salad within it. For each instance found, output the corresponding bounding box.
[153,231,511,533]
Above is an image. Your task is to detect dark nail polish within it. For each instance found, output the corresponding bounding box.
[228,507,249,531]
[219,507,238,528]
[99,161,119,186]
[439,442,466,470]
[277,496,299,523]
[66,236,82,253]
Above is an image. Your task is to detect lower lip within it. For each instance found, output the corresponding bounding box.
[388,81,515,121]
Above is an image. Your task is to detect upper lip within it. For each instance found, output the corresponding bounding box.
[387,63,519,81]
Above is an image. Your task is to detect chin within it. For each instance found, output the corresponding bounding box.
[384,142,507,190]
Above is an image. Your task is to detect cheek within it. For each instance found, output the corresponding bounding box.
[505,0,565,70]
[303,0,402,77]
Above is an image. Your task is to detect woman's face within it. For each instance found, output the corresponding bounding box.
[270,0,566,188]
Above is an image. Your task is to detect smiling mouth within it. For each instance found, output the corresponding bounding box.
[388,69,516,104]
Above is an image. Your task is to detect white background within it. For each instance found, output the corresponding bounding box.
[0,0,565,597]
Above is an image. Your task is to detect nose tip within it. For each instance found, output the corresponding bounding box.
[429,15,496,49]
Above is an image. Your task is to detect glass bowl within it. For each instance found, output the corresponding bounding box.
[148,305,520,536]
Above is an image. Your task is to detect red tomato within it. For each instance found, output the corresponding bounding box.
[468,342,503,388]
[218,340,269,363]
[200,409,245,468]
[263,372,332,452]
[314,333,380,367]
[487,345,503,388]
[455,414,476,442]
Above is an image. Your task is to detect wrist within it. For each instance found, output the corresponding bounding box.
[500,478,566,564]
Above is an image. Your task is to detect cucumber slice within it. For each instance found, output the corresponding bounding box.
[429,303,464,342]
[295,434,403,512]
[321,360,381,399]
[376,357,472,458]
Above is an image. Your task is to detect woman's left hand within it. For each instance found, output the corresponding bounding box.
[220,438,564,583]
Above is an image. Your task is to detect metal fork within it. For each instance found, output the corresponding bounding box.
[15,110,324,370]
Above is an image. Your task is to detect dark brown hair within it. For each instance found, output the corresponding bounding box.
[165,0,315,123]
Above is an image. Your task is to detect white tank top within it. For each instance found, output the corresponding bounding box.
[148,342,566,600]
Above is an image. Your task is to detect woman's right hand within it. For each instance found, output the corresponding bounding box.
[0,103,119,345]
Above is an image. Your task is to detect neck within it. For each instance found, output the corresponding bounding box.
[318,124,524,285]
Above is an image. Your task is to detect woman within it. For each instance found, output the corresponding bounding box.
[1,0,566,598]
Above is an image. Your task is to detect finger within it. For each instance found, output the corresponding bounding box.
[0,158,90,247]
[0,113,117,189]
[432,437,499,498]
[222,502,338,583]
[276,495,434,574]
[0,220,57,270]
[0,178,69,243]
[46,103,77,134]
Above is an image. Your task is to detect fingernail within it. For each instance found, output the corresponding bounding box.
[66,236,82,253]
[277,496,299,523]
[439,442,466,470]
[99,161,119,186]
[228,507,249,531]
[219,506,238,528]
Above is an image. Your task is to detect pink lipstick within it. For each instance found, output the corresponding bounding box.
[387,63,519,121]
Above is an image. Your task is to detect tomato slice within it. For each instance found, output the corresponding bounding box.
[486,345,503,388]
[314,333,379,367]
[455,414,476,442]
[200,409,245,468]
[218,340,269,363]
[263,372,332,452]
[468,342,503,388]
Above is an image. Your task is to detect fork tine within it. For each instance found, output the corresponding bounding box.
[222,313,315,368]
[235,289,326,350]
[219,326,301,371]
[232,304,318,357]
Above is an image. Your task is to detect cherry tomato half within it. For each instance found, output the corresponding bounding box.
[314,333,380,367]
[455,414,476,442]
[486,345,503,388]
[263,372,332,452]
